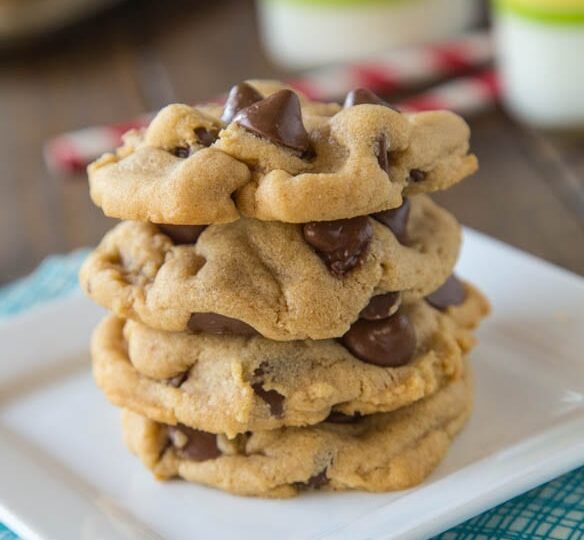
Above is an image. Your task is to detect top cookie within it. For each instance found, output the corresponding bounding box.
[89,80,477,224]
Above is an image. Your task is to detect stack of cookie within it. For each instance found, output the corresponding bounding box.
[80,80,489,498]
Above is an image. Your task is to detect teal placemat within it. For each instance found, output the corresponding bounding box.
[0,252,583,540]
[0,524,18,540]
[0,250,89,319]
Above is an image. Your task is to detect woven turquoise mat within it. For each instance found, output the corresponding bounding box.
[0,251,583,540]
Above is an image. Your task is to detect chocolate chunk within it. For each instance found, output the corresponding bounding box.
[166,371,188,388]
[221,82,263,124]
[425,275,466,311]
[342,311,416,367]
[294,469,329,490]
[170,128,217,156]
[167,424,221,461]
[172,146,190,158]
[187,313,259,336]
[234,89,310,153]
[359,292,401,321]
[409,169,426,182]
[343,88,399,111]
[303,216,373,278]
[252,365,285,417]
[156,224,206,245]
[325,411,362,424]
[305,469,328,489]
[375,133,390,174]
[194,127,218,147]
[252,383,285,417]
[372,198,410,245]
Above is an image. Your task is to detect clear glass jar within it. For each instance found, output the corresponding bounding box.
[494,0,584,128]
[256,0,481,69]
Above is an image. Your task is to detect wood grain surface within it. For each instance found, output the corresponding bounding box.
[0,0,582,285]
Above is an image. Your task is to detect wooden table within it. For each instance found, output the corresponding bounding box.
[0,0,582,285]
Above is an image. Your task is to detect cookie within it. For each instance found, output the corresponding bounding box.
[80,194,461,340]
[121,363,473,497]
[92,282,488,437]
[89,80,477,225]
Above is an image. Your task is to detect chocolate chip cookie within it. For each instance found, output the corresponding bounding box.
[80,77,489,500]
[80,194,461,340]
[89,80,477,225]
[92,281,488,437]
[121,363,473,497]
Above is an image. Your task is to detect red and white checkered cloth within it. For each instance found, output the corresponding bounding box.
[45,31,498,175]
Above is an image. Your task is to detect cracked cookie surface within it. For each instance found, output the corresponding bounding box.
[121,363,473,497]
[89,80,477,225]
[80,194,461,340]
[92,283,488,437]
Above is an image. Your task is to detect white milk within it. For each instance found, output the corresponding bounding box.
[494,1,584,128]
[256,0,481,68]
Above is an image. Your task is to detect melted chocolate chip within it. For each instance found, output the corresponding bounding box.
[301,145,317,161]
[325,411,362,424]
[294,469,329,490]
[303,216,373,278]
[194,127,218,147]
[234,89,311,153]
[342,311,416,367]
[166,372,188,388]
[221,82,263,124]
[359,292,401,321]
[343,88,399,111]
[187,313,259,336]
[252,383,285,417]
[305,469,329,489]
[375,133,390,174]
[409,169,426,182]
[372,198,411,245]
[252,365,285,417]
[167,424,221,461]
[172,146,190,158]
[425,275,466,311]
[156,224,206,245]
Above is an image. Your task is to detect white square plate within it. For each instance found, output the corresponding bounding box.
[1,229,583,540]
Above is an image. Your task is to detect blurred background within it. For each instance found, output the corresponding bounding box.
[0,0,582,285]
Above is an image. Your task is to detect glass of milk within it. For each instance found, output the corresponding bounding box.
[256,0,482,69]
[493,0,584,128]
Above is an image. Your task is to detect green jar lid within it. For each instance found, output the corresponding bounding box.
[263,0,416,7]
[494,0,584,24]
